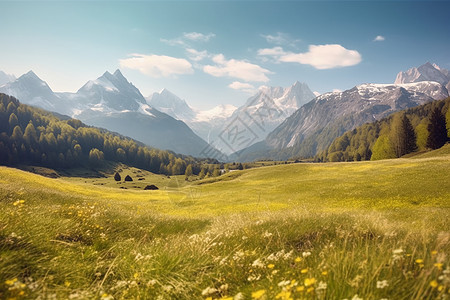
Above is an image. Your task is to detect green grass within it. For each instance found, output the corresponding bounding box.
[0,148,449,299]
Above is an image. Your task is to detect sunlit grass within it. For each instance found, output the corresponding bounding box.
[0,148,449,299]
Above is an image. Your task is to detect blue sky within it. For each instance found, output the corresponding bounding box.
[1,1,449,109]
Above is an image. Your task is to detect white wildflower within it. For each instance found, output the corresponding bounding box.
[302,251,312,257]
[317,281,327,290]
[263,231,273,238]
[278,280,291,287]
[234,292,245,300]
[201,286,217,296]
[376,280,389,289]
[252,259,265,268]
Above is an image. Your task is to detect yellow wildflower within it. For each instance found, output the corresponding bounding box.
[430,280,438,288]
[268,264,275,269]
[307,287,314,293]
[5,278,18,285]
[321,271,328,276]
[64,281,71,287]
[295,257,302,263]
[301,268,308,274]
[415,259,424,264]
[431,250,438,255]
[434,263,443,270]
[304,278,316,287]
[252,289,266,299]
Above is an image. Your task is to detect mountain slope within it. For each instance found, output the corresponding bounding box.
[0,70,218,158]
[395,62,449,85]
[147,89,196,121]
[317,97,450,162]
[0,71,71,115]
[0,93,204,174]
[147,81,315,156]
[234,80,449,161]
[0,71,15,86]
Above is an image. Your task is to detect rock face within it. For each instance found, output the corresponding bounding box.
[124,175,133,182]
[395,62,450,85]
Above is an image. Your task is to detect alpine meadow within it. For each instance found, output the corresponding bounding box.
[1,1,450,300]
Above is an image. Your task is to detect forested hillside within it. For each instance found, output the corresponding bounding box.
[316,97,450,162]
[0,94,212,174]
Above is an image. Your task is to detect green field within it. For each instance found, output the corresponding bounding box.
[1,146,449,299]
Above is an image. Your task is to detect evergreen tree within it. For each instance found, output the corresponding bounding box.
[8,113,18,132]
[198,168,206,179]
[184,164,193,177]
[88,148,104,167]
[446,108,450,138]
[401,114,417,154]
[237,163,244,170]
[390,113,416,157]
[212,166,220,177]
[426,107,447,149]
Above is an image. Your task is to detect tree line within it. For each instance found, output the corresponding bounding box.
[316,97,450,162]
[0,94,217,175]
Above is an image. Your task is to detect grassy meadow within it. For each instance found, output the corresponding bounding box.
[0,146,449,299]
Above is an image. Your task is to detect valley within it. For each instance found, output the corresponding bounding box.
[1,2,450,299]
[0,146,449,299]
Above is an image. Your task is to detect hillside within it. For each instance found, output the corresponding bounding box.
[318,97,450,162]
[0,150,449,299]
[0,93,212,175]
[234,63,450,162]
[0,70,219,157]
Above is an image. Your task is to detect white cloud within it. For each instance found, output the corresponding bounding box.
[279,44,362,69]
[161,32,215,47]
[257,46,286,56]
[228,81,256,94]
[373,35,385,42]
[183,32,215,42]
[203,54,272,82]
[160,38,186,47]
[119,53,194,77]
[261,32,299,46]
[186,48,209,62]
[229,81,255,90]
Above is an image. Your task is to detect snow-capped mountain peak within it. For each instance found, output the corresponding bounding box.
[76,69,146,111]
[395,62,449,85]
[0,71,15,86]
[194,104,237,122]
[146,88,196,121]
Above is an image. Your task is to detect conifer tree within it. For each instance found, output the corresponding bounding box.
[390,113,417,157]
[426,107,447,149]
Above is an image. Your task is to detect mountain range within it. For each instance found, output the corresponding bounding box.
[148,81,315,155]
[233,62,450,161]
[0,62,448,162]
[0,70,216,157]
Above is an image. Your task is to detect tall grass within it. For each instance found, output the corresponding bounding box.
[0,149,449,299]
